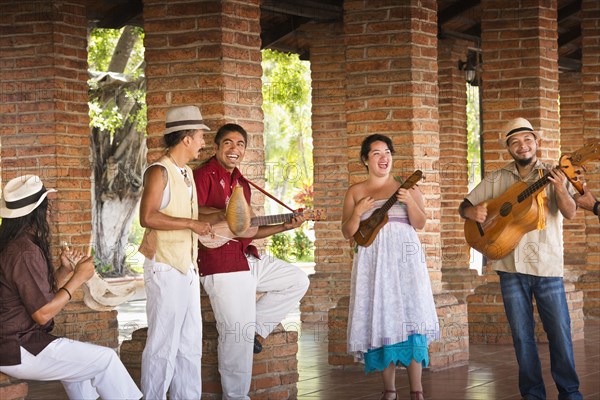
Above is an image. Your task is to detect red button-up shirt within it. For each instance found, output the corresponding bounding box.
[193,157,260,276]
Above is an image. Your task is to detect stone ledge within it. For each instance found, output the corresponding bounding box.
[120,323,299,399]
[0,373,28,400]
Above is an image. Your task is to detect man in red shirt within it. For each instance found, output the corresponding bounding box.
[193,123,310,400]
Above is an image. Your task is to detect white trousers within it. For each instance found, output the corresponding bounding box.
[0,338,142,400]
[200,254,309,400]
[141,260,202,400]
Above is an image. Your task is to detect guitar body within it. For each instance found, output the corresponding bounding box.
[352,170,423,247]
[354,209,388,247]
[464,181,547,260]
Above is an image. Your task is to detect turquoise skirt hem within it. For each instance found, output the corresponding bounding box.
[363,334,430,373]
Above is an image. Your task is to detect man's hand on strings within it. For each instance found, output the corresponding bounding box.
[548,166,569,194]
[284,215,305,230]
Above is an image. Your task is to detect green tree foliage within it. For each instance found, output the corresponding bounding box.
[466,83,482,189]
[88,27,145,76]
[261,49,313,215]
[261,50,315,263]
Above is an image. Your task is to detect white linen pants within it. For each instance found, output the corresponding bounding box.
[141,260,202,400]
[200,254,309,400]
[0,338,142,399]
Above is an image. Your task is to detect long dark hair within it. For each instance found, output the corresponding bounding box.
[0,199,55,291]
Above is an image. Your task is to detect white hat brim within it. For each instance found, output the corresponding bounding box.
[0,188,57,219]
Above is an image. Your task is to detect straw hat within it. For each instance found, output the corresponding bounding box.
[164,105,210,135]
[500,117,543,146]
[0,175,56,219]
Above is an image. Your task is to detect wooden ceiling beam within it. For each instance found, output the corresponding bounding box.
[261,0,341,21]
[261,16,310,50]
[558,0,581,24]
[438,0,480,26]
[558,25,581,47]
[94,1,143,29]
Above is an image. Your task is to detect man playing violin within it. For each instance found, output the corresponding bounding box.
[459,117,582,400]
[575,183,600,222]
[193,123,309,400]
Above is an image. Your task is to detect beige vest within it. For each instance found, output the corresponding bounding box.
[138,155,198,274]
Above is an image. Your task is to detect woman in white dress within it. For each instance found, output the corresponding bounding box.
[341,134,439,400]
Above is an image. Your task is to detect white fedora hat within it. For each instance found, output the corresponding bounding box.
[164,105,210,135]
[0,175,57,219]
[500,117,543,146]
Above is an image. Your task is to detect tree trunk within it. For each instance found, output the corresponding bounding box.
[108,26,136,74]
[89,27,146,276]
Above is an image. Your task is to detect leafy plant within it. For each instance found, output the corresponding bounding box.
[268,232,292,261]
[291,230,314,262]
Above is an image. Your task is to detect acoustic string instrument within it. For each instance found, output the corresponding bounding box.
[199,208,327,249]
[464,140,599,260]
[353,170,423,247]
[226,184,251,236]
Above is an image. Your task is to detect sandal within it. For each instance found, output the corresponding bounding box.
[410,390,425,400]
[379,390,397,400]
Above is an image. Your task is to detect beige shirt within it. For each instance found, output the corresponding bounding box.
[138,155,199,274]
[465,160,574,277]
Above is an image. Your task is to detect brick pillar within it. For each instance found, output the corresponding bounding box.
[302,21,349,326]
[0,373,28,400]
[0,0,118,349]
[326,0,468,370]
[467,0,584,343]
[141,1,298,397]
[438,38,486,301]
[559,73,588,282]
[576,0,600,320]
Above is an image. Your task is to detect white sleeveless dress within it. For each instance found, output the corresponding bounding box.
[347,200,440,371]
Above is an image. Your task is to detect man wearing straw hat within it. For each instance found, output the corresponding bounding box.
[458,117,582,400]
[138,105,215,399]
[0,175,142,399]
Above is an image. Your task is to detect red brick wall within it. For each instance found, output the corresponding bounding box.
[0,0,118,349]
[577,0,600,319]
[121,322,300,400]
[343,0,442,289]
[480,0,560,170]
[143,0,265,188]
[0,1,92,248]
[559,72,587,283]
[0,373,28,400]
[437,38,485,299]
[304,21,349,325]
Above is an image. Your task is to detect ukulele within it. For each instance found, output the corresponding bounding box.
[353,170,423,247]
[464,141,599,260]
[198,208,327,249]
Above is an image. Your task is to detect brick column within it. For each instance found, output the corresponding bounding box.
[141,1,298,397]
[302,21,349,326]
[0,0,118,349]
[438,38,486,301]
[325,0,468,370]
[576,0,600,320]
[467,0,584,343]
[559,73,587,282]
